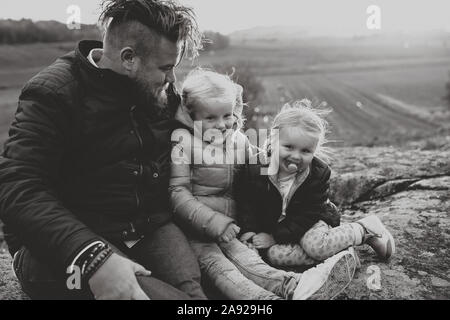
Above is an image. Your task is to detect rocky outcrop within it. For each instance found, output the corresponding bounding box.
[1,136,449,299]
[330,136,450,206]
[331,136,450,299]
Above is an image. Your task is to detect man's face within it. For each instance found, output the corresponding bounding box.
[132,36,182,106]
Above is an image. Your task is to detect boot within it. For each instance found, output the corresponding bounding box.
[357,215,395,260]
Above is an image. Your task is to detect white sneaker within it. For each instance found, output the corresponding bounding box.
[293,249,357,300]
[348,246,361,269]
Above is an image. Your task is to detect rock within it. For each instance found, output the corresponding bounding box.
[0,253,29,300]
[329,140,450,205]
[338,185,450,299]
[331,145,450,180]
[330,173,385,205]
[333,136,450,299]
[1,136,449,300]
[408,177,450,191]
[368,178,418,200]
[431,277,450,288]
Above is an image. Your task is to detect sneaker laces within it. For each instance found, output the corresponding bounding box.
[357,222,382,242]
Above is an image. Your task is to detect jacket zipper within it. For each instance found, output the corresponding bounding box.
[267,176,284,214]
[130,105,143,211]
[268,167,310,213]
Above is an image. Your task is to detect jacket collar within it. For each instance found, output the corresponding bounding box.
[75,40,138,105]
[268,165,311,206]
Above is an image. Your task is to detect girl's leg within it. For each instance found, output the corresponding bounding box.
[219,239,300,299]
[220,239,357,300]
[266,243,317,267]
[300,216,395,261]
[190,240,282,300]
[300,220,357,262]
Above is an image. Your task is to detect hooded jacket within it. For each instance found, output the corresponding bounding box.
[235,158,341,244]
[0,40,180,267]
[169,103,249,241]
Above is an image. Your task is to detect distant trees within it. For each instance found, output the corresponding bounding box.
[202,31,230,51]
[0,19,101,44]
[0,19,232,52]
[445,71,450,108]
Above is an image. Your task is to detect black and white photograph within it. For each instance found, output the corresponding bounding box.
[0,0,449,303]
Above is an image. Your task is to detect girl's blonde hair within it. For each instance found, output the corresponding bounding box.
[269,99,332,164]
[181,68,245,130]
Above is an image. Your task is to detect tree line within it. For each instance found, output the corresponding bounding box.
[202,31,230,51]
[0,19,101,44]
[0,19,232,50]
[446,72,450,108]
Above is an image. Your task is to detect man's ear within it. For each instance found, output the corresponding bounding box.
[120,47,136,72]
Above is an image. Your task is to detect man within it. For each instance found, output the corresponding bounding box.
[0,0,206,300]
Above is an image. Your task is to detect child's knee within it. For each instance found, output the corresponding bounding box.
[303,248,328,261]
[266,244,312,267]
[266,245,282,265]
[301,233,329,261]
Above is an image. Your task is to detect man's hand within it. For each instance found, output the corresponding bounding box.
[218,223,240,243]
[88,253,152,300]
[252,233,276,249]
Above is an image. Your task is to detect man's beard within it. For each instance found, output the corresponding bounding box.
[134,78,167,109]
[132,79,180,119]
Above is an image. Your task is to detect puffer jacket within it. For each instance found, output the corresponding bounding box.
[236,158,341,244]
[169,104,249,241]
[0,40,180,267]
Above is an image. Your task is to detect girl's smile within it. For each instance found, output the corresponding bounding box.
[276,126,319,178]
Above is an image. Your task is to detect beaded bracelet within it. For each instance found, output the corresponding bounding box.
[79,243,108,275]
[82,246,113,281]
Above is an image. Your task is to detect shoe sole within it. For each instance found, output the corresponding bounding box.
[308,252,357,300]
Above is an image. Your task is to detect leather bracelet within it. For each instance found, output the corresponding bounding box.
[79,242,107,274]
[83,246,113,281]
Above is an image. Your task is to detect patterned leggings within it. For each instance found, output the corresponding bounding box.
[266,221,357,267]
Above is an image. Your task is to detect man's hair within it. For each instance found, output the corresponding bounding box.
[99,0,202,59]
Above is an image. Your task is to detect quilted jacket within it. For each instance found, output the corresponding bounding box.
[0,40,180,267]
[169,104,249,241]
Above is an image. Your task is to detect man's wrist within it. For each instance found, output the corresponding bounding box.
[68,241,113,281]
[82,245,113,281]
[67,241,103,274]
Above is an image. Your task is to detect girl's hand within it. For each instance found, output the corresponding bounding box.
[88,253,152,300]
[240,232,256,243]
[218,223,240,243]
[253,233,276,249]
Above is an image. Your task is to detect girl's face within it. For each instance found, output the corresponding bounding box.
[275,126,319,176]
[191,98,235,141]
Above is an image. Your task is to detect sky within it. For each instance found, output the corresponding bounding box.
[2,0,450,36]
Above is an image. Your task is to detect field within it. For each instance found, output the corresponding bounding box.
[1,39,450,149]
[187,40,450,146]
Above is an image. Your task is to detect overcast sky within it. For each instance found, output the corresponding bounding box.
[2,0,450,35]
